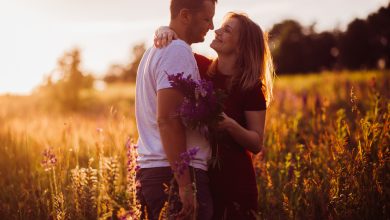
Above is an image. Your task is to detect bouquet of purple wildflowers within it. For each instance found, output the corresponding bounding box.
[167,72,226,135]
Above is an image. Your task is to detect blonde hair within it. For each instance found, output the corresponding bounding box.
[208,12,275,106]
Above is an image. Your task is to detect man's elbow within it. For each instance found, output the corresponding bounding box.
[157,116,170,129]
[157,115,181,130]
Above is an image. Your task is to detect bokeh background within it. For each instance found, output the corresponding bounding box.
[0,0,389,94]
[0,1,389,219]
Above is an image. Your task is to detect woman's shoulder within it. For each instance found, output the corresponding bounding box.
[241,82,267,111]
[194,53,212,76]
[194,53,212,66]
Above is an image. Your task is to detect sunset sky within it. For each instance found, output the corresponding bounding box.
[0,0,388,94]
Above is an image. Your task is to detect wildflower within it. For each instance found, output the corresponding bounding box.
[172,147,200,177]
[126,140,138,173]
[41,147,57,171]
[117,208,127,219]
[301,91,308,109]
[369,77,376,88]
[117,207,138,220]
[125,137,141,216]
[314,93,322,113]
[125,137,132,149]
[166,72,197,98]
[167,72,226,135]
[350,86,358,113]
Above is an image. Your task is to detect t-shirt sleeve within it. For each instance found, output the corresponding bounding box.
[243,83,267,111]
[156,45,198,91]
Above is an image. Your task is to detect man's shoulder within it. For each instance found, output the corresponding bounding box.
[162,39,192,55]
[153,40,195,67]
[144,40,192,64]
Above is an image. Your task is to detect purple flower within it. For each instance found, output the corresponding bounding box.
[41,147,57,171]
[117,207,138,220]
[125,137,139,179]
[167,72,197,98]
[167,72,226,134]
[172,147,200,177]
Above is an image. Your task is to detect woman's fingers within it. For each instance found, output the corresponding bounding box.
[167,33,173,44]
[154,37,160,48]
[154,32,166,48]
[153,27,177,48]
[217,112,228,128]
[161,32,168,47]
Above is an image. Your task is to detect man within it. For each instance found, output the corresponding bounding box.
[135,0,217,219]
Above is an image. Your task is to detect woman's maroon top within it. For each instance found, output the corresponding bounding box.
[194,54,266,219]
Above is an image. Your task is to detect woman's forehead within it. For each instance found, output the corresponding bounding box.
[222,17,239,28]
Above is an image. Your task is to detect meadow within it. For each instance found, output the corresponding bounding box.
[0,70,388,220]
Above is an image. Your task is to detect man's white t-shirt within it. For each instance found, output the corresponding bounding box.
[135,40,211,171]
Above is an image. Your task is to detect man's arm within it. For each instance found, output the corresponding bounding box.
[157,88,191,185]
[157,88,195,218]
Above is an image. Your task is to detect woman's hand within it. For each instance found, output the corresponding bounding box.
[154,26,178,48]
[218,111,266,154]
[217,112,239,132]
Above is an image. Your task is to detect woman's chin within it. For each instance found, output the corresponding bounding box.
[210,42,219,52]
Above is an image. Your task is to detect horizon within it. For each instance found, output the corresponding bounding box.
[0,0,388,95]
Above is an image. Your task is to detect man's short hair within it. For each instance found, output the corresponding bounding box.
[170,0,217,19]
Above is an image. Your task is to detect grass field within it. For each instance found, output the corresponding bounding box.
[0,70,389,219]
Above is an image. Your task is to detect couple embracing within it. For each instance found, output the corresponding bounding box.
[134,0,275,219]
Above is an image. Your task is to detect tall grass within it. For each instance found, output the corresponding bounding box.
[0,71,388,219]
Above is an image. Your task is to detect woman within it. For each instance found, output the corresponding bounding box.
[155,12,275,219]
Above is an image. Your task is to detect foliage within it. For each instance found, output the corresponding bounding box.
[38,48,95,111]
[103,43,146,84]
[269,3,390,74]
[0,71,388,219]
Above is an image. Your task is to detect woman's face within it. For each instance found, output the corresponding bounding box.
[210,17,240,55]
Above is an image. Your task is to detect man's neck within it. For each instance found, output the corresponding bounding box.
[169,22,191,45]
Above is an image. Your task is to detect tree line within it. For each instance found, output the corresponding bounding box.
[103,3,389,80]
[269,3,390,74]
[37,3,389,110]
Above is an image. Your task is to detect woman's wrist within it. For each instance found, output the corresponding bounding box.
[226,119,239,133]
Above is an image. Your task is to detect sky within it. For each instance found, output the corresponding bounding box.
[0,0,388,95]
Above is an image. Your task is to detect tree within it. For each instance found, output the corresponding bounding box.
[103,43,146,83]
[270,20,311,73]
[122,43,146,82]
[308,32,338,71]
[339,19,372,69]
[103,64,125,83]
[41,48,94,111]
[366,3,390,69]
[268,3,389,73]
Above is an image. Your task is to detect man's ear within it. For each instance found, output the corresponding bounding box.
[178,8,193,24]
